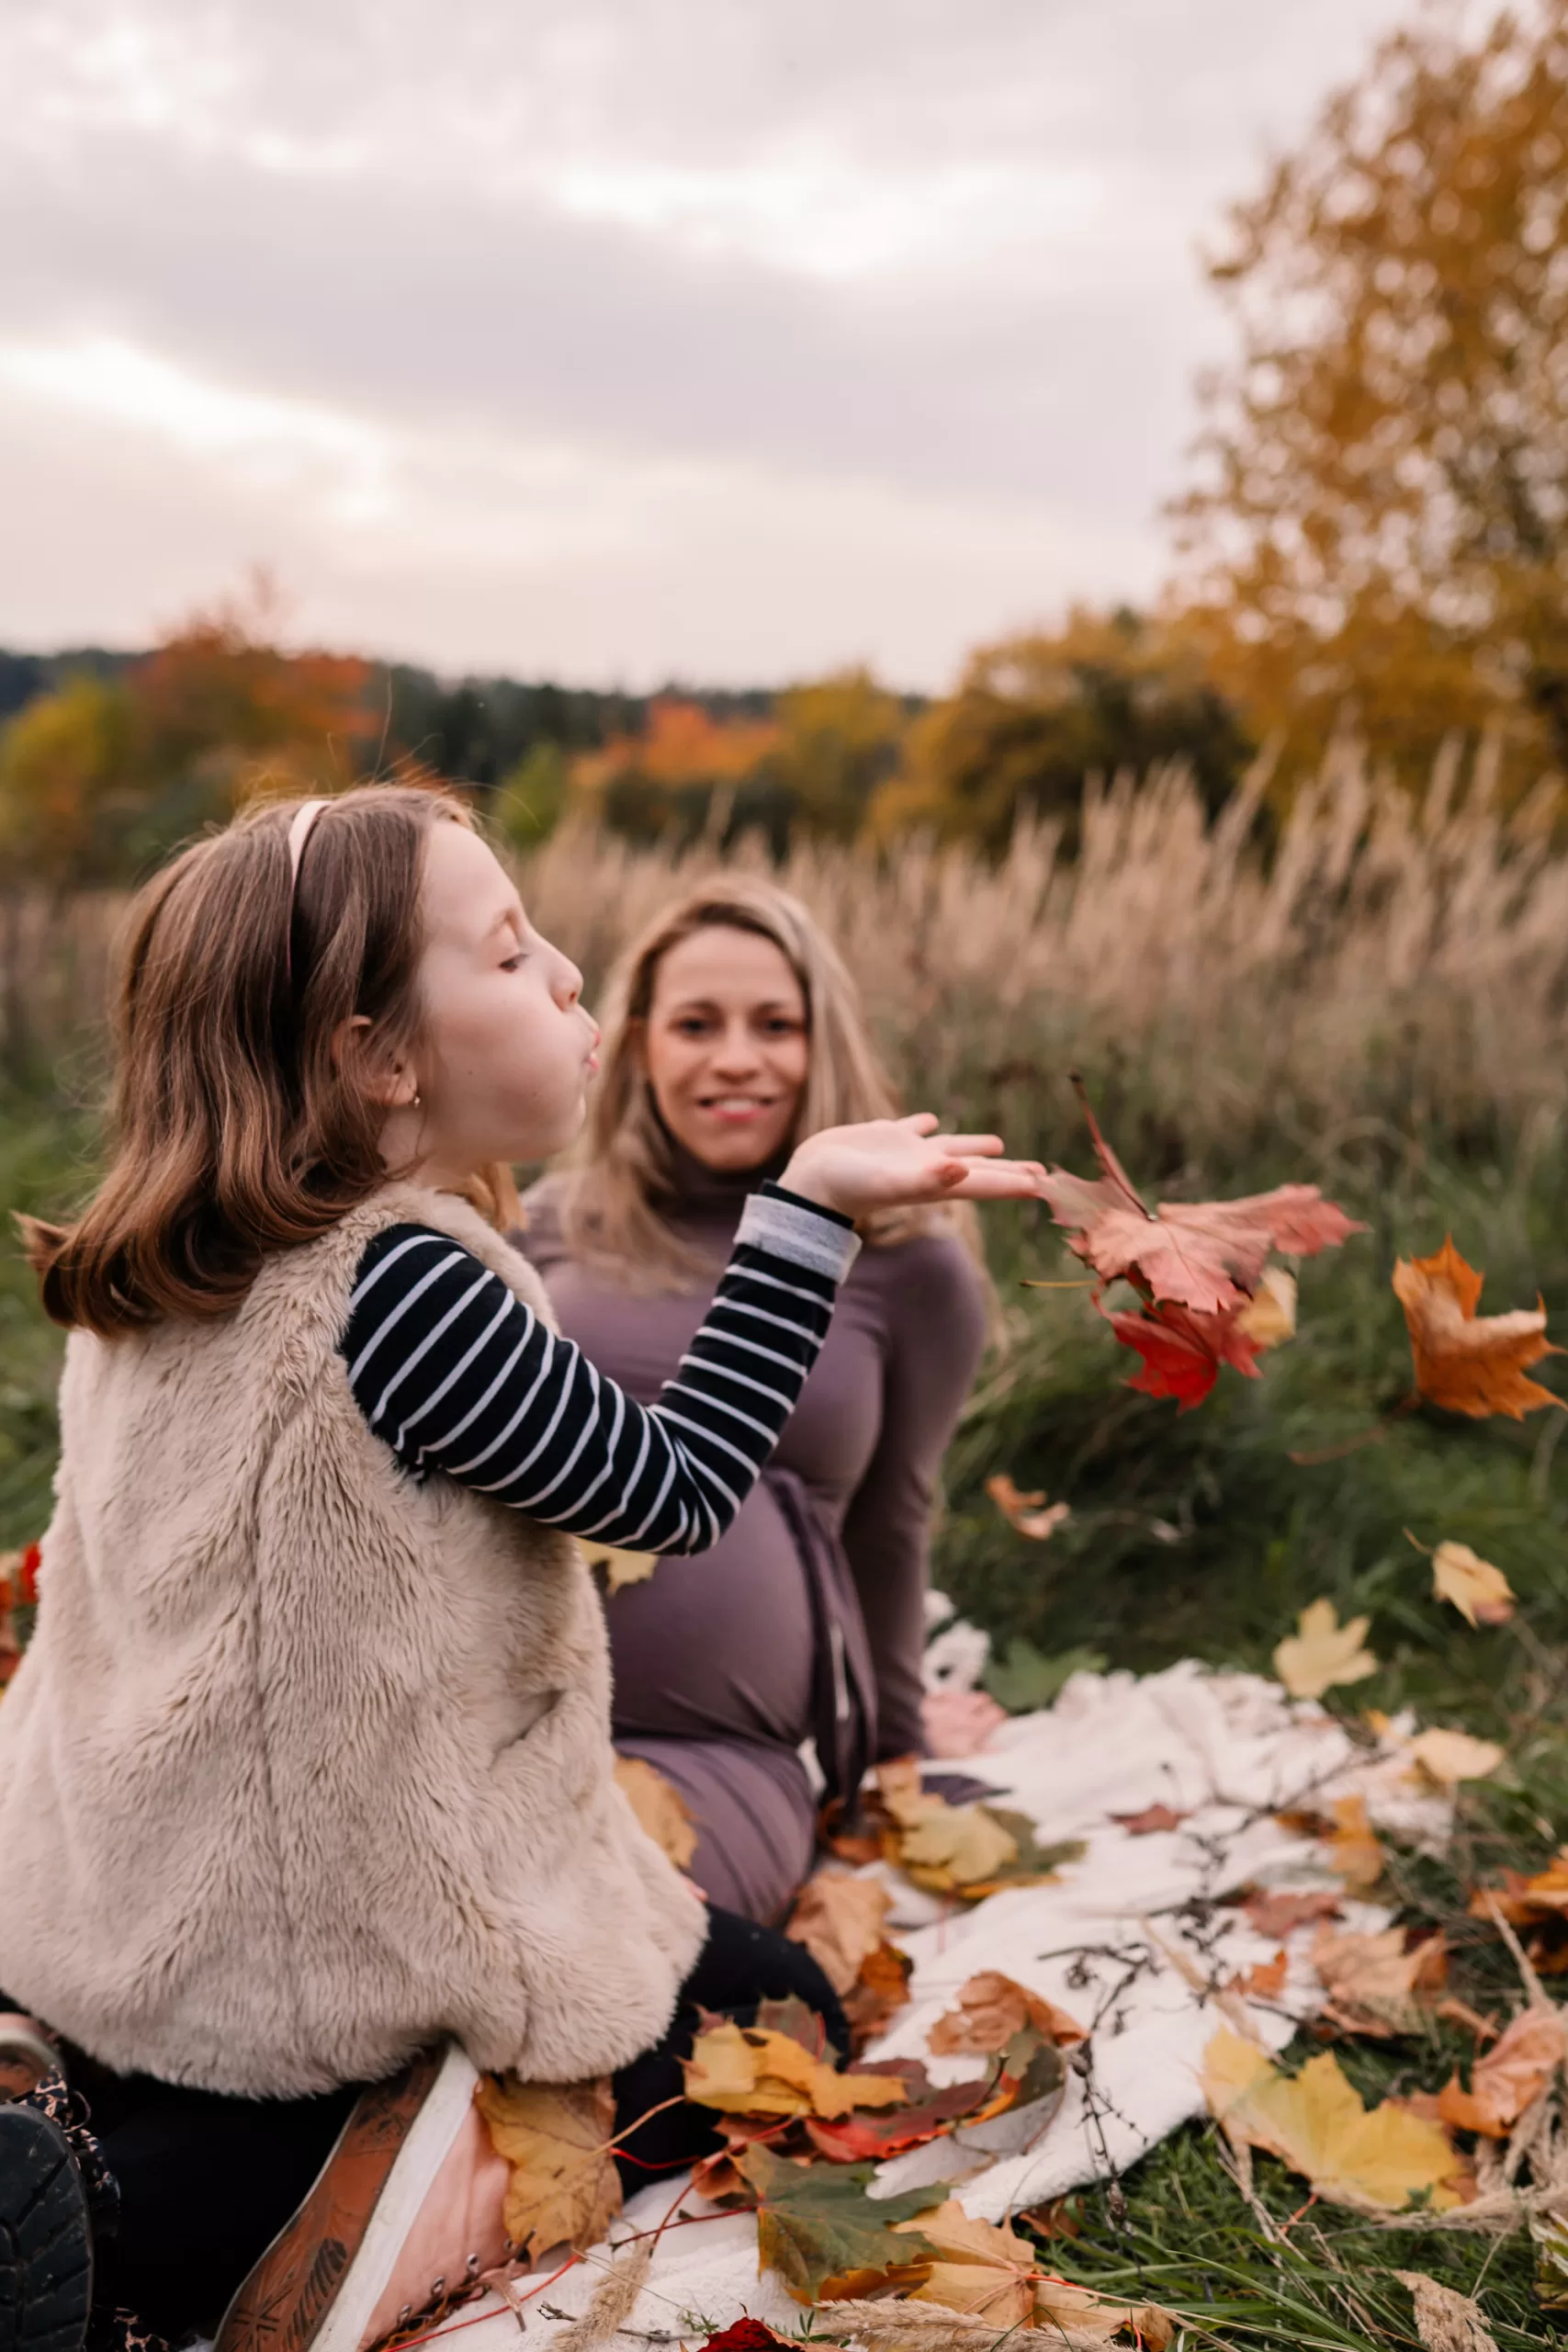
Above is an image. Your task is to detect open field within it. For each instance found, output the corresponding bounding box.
[5,751,1568,2343]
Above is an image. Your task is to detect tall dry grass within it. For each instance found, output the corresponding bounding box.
[10,741,1568,1177]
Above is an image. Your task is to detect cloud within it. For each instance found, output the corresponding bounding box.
[1,0,1421,684]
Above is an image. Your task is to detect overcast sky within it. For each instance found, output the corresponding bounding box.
[3,0,1419,689]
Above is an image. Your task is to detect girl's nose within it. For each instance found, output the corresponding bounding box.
[552,952,583,1011]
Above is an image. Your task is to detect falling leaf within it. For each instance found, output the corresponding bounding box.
[473,2073,621,2257]
[1312,1927,1446,2035]
[985,1475,1071,1541]
[1240,1887,1343,1939]
[1407,1728,1506,1786]
[1228,1950,1289,2000]
[1110,1804,1189,1836]
[1039,1095,1363,1316]
[683,2021,910,2120]
[928,1971,1086,2057]
[843,1940,914,2051]
[612,1755,697,1869]
[1099,1295,1263,1411]
[578,1540,659,1591]
[785,1871,894,1998]
[1325,1794,1385,1892]
[1272,1599,1379,1700]
[1436,2007,1566,2138]
[1201,2028,1464,2211]
[1235,1265,1298,1351]
[1393,2271,1499,2352]
[739,2143,945,2303]
[1430,1542,1516,1628]
[1393,1238,1562,1419]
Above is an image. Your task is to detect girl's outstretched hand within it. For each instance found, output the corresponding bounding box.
[783,1114,1046,1218]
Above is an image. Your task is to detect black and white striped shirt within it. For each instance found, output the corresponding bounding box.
[338,1182,859,1554]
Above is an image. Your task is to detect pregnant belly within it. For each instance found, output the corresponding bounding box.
[604,1487,816,1748]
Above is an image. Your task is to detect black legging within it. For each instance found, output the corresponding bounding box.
[6,1907,845,2338]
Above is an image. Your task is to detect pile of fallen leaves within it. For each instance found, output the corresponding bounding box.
[822,1757,1085,1907]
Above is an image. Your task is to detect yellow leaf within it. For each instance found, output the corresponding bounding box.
[1272,1599,1379,1700]
[473,2073,621,2257]
[786,1870,893,1997]
[1431,1543,1515,1628]
[612,1755,697,1869]
[579,1540,659,1592]
[1032,2278,1177,2346]
[896,2201,1038,2330]
[1201,2027,1464,2211]
[682,2020,909,2120]
[1235,1265,1298,1351]
[1407,1728,1506,1786]
[898,1805,1019,1892]
[1326,1793,1385,1891]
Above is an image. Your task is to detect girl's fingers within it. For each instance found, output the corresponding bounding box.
[927,1133,1007,1158]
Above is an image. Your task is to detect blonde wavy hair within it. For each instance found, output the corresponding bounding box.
[549,875,987,1294]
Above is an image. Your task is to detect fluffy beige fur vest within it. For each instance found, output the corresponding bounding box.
[0,1183,705,2098]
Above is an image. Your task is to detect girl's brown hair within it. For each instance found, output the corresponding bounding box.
[551,874,992,1299]
[26,782,515,1336]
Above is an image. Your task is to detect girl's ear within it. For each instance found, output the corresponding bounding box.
[333,1014,418,1110]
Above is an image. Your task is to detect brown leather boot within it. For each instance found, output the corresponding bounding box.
[214,2043,511,2352]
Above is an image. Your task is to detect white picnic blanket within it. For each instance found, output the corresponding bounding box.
[439,1662,1450,2346]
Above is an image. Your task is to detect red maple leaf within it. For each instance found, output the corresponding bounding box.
[1100,1297,1264,1411]
[1040,1084,1364,1315]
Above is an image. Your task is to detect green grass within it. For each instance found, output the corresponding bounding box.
[3,1070,1566,2344]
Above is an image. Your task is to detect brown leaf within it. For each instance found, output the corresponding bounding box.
[578,1540,660,1592]
[1436,2007,1565,2138]
[1325,1794,1385,1892]
[1430,1541,1516,1628]
[842,1940,914,2052]
[1240,1887,1343,1939]
[1311,1926,1446,2036]
[1110,1803,1188,1835]
[985,1475,1071,1541]
[473,2073,621,2258]
[897,2201,1040,2331]
[1393,1238,1563,1419]
[1470,1847,1568,1925]
[785,1871,893,1997]
[1228,1949,1289,2000]
[612,1755,697,1871]
[1272,1600,1378,1700]
[928,1971,1087,2056]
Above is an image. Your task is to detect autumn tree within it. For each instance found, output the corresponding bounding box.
[1174,0,1568,782]
[870,609,1251,852]
[767,669,908,841]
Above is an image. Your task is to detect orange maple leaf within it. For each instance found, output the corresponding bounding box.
[1040,1083,1364,1316]
[1393,1237,1563,1419]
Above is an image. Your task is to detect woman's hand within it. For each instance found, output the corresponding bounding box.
[783,1114,1045,1219]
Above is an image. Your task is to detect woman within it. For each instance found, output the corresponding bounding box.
[519,877,995,1925]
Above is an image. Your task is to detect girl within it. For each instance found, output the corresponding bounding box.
[519,878,999,1925]
[0,786,1044,2352]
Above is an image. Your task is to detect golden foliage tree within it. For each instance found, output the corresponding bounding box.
[1174,0,1568,781]
[872,609,1251,851]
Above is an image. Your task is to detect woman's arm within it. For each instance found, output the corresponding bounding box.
[342,1185,858,1555]
[839,1236,990,1756]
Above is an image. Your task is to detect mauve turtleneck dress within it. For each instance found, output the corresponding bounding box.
[516,1159,989,1924]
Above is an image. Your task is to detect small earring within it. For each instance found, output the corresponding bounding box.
[412,1089,422,1110]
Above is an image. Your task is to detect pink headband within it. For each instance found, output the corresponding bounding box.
[283,797,329,982]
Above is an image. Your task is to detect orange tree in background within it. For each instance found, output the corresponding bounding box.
[1173,0,1568,786]
[869,609,1252,853]
[0,583,376,888]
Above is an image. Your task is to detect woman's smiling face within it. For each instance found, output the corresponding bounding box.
[641,922,809,1173]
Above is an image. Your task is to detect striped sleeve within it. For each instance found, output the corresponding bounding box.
[338,1185,860,1555]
